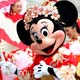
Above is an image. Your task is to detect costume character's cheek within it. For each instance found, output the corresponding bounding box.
[52,30,65,40]
[52,30,65,51]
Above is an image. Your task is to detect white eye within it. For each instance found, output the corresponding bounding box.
[41,28,48,37]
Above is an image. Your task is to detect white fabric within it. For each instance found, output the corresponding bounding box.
[69,40,80,55]
[0,12,21,43]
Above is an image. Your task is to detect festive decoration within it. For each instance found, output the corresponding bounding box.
[24,5,60,30]
[56,65,76,80]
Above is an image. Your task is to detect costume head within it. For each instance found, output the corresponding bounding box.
[17,1,78,56]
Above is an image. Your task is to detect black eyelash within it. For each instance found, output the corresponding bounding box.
[40,26,48,33]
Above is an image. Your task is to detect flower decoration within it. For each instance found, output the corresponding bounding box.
[53,47,70,63]
[24,5,60,30]
[59,47,71,55]
[55,65,76,80]
[76,62,80,77]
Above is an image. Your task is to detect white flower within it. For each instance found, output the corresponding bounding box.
[59,47,70,55]
[24,5,60,28]
[56,65,76,80]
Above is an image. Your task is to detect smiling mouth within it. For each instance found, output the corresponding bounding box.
[42,43,55,54]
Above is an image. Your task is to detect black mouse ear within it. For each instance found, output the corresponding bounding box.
[54,0,78,27]
[17,20,33,46]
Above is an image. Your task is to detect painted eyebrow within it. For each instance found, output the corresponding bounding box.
[31,21,47,31]
[41,21,47,24]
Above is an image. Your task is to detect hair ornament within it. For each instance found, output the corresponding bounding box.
[24,5,60,30]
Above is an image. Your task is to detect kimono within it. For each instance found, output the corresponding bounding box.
[19,46,79,80]
[0,47,36,80]
[64,35,80,62]
[4,12,23,23]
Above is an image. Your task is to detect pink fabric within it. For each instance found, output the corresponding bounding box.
[0,29,27,50]
[0,0,17,9]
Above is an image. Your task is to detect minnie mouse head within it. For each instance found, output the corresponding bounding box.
[17,1,78,56]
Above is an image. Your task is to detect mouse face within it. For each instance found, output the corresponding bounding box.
[17,1,78,56]
[30,18,65,56]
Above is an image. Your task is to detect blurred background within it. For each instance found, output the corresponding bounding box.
[0,0,80,18]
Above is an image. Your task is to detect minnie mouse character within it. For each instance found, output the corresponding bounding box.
[16,1,79,80]
[0,0,79,80]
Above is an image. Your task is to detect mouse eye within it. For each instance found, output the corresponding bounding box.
[41,27,48,37]
[32,32,39,41]
[32,32,42,44]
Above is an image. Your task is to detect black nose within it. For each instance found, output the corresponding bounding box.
[36,39,42,44]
